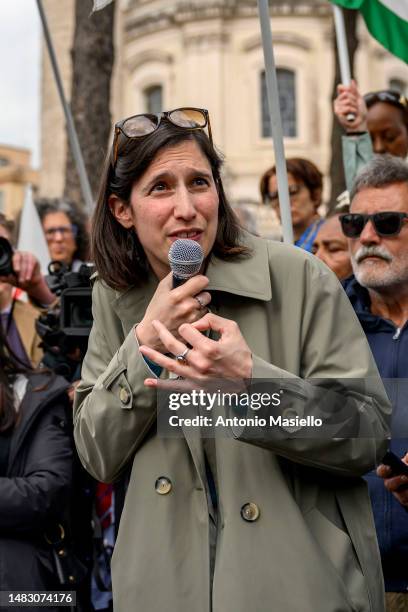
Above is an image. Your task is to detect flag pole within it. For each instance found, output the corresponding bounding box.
[36,0,94,215]
[257,0,293,244]
[332,4,355,121]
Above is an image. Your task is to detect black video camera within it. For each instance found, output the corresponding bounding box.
[45,260,94,339]
[0,237,14,276]
[36,261,95,380]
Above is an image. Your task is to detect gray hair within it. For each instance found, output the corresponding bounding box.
[350,155,408,202]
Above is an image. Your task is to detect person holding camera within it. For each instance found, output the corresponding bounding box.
[0,214,55,367]
[74,108,390,611]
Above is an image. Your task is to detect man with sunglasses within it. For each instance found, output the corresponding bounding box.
[334,80,408,191]
[341,156,408,612]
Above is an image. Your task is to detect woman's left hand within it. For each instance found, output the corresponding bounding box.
[139,312,253,384]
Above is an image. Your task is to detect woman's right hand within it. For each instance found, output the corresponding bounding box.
[334,80,368,133]
[135,272,211,351]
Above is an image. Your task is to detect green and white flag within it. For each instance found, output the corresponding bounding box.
[330,0,408,63]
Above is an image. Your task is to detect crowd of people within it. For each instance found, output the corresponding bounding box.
[0,81,408,611]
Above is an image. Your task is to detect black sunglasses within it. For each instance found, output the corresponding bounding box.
[339,212,408,238]
[364,90,408,111]
[111,107,212,167]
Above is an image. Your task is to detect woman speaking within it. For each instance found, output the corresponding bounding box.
[74,108,390,612]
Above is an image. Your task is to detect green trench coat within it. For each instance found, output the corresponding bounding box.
[74,233,390,612]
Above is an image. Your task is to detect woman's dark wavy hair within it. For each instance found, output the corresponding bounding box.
[35,198,90,263]
[0,325,30,433]
[92,121,250,290]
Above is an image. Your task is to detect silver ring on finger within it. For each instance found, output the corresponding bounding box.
[175,347,190,364]
[195,295,206,309]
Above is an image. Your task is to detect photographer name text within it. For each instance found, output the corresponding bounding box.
[167,414,323,428]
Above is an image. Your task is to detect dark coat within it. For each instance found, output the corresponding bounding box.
[0,372,73,609]
[344,276,408,592]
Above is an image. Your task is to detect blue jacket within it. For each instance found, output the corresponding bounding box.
[344,276,408,592]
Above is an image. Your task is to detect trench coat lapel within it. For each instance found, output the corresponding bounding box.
[113,275,158,337]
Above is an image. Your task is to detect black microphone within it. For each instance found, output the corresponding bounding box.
[168,239,204,288]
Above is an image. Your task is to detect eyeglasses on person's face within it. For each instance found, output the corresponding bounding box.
[44,225,78,240]
[339,212,408,238]
[364,90,408,111]
[267,183,304,204]
[111,107,212,167]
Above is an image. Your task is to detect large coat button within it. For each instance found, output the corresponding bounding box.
[119,387,130,405]
[241,502,260,522]
[155,476,172,495]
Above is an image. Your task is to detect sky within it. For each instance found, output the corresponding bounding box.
[0,1,41,167]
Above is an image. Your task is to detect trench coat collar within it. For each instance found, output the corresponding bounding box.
[113,273,159,336]
[114,232,272,329]
[205,232,272,301]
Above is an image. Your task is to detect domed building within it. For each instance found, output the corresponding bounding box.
[40,0,407,231]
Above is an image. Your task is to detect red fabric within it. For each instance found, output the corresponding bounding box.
[95,483,113,530]
[12,288,24,301]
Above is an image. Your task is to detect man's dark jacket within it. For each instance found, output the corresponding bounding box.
[344,276,408,592]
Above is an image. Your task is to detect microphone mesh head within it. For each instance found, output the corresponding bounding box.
[168,239,204,280]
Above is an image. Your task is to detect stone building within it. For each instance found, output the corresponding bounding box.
[40,0,407,220]
[0,145,39,219]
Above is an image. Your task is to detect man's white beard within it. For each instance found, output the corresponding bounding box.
[352,245,408,290]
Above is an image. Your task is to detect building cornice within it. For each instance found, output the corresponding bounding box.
[125,49,174,72]
[125,1,331,39]
[242,32,312,52]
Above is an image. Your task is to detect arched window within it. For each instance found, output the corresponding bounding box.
[261,69,297,138]
[389,78,408,97]
[144,85,163,114]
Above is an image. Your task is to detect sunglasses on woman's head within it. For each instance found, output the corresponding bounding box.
[111,107,212,167]
[364,90,408,111]
[339,212,408,238]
